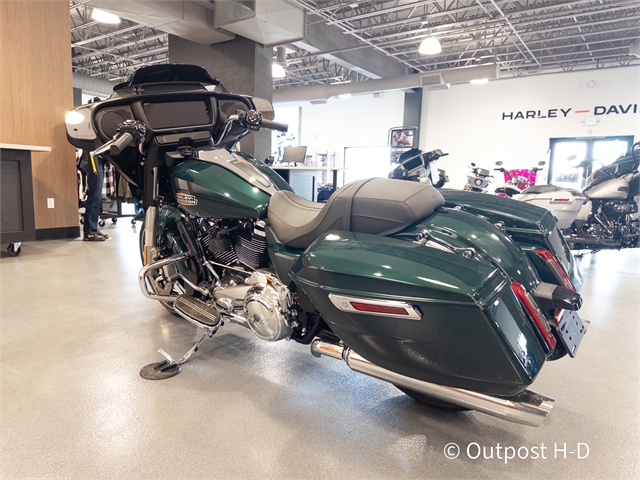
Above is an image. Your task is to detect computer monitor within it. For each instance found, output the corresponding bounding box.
[282,146,308,165]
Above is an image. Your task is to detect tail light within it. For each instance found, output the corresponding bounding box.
[511,281,557,351]
[534,248,575,291]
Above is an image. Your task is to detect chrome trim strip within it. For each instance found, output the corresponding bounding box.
[311,340,554,427]
[328,293,421,320]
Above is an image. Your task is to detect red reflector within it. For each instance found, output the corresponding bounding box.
[350,302,409,316]
[551,198,571,202]
[511,281,557,350]
[534,248,575,291]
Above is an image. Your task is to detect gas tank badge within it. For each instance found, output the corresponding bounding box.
[176,192,198,206]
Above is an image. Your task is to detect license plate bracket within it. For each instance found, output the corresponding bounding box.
[556,309,588,357]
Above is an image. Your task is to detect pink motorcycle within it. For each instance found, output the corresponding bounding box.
[494,161,546,197]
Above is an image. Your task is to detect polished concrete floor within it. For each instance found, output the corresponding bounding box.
[1,221,638,479]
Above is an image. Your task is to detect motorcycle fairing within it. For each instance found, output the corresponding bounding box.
[439,190,582,291]
[289,231,548,396]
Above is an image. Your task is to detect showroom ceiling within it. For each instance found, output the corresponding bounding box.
[71,0,640,89]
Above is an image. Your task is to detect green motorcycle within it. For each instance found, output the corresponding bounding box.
[66,65,587,427]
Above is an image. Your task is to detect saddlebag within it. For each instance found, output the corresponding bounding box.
[440,190,582,291]
[289,230,550,397]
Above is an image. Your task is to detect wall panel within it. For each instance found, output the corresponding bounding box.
[0,0,78,231]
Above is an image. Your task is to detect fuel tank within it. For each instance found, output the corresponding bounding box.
[171,149,292,219]
[289,230,550,397]
[584,176,629,200]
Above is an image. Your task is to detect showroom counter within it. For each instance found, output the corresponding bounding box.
[1,143,51,255]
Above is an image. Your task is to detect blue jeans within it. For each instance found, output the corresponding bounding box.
[81,156,104,236]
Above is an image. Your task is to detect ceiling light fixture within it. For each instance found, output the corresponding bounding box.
[272,63,286,78]
[419,37,442,55]
[470,78,489,84]
[272,46,287,79]
[91,8,121,25]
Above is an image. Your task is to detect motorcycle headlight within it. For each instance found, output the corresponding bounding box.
[65,110,85,125]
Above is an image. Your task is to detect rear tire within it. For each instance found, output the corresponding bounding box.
[395,385,470,411]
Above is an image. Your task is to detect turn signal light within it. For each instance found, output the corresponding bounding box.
[534,248,575,291]
[511,281,557,351]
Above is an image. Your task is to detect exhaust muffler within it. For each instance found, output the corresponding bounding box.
[311,340,554,427]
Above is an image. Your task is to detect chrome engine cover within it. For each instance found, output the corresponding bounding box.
[243,272,293,341]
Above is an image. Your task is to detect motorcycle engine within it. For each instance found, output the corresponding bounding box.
[603,200,638,215]
[243,272,294,341]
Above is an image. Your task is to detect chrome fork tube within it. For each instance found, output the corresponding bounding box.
[144,206,159,265]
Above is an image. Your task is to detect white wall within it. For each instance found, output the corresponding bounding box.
[274,90,405,167]
[421,66,640,188]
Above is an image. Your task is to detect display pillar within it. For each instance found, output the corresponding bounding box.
[403,89,423,148]
[168,35,273,160]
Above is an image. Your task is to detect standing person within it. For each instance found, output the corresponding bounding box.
[79,149,109,241]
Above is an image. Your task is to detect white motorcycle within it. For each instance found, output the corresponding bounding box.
[463,163,493,192]
[517,142,640,250]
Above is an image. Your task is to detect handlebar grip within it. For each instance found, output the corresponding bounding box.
[109,132,134,155]
[261,119,288,132]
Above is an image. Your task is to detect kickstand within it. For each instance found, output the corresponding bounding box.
[574,249,601,259]
[140,327,217,380]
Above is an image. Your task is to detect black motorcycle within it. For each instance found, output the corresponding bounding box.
[389,148,449,188]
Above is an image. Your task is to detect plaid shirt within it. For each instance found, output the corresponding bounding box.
[102,162,116,199]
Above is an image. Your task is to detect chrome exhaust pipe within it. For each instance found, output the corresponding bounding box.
[311,340,554,427]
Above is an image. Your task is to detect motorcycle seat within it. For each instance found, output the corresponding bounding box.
[268,178,445,249]
[522,185,560,194]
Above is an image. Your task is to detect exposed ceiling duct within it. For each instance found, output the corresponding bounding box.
[273,63,500,104]
[75,0,235,45]
[213,0,306,47]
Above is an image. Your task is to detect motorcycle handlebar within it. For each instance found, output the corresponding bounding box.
[91,132,134,157]
[260,118,288,133]
[109,132,135,155]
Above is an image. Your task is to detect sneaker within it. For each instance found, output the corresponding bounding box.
[83,234,106,242]
[96,230,110,239]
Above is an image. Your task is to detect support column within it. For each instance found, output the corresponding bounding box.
[403,89,423,149]
[168,35,273,160]
[73,87,82,107]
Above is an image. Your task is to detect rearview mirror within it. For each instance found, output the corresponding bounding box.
[495,161,503,166]
[252,97,275,120]
[538,161,546,166]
